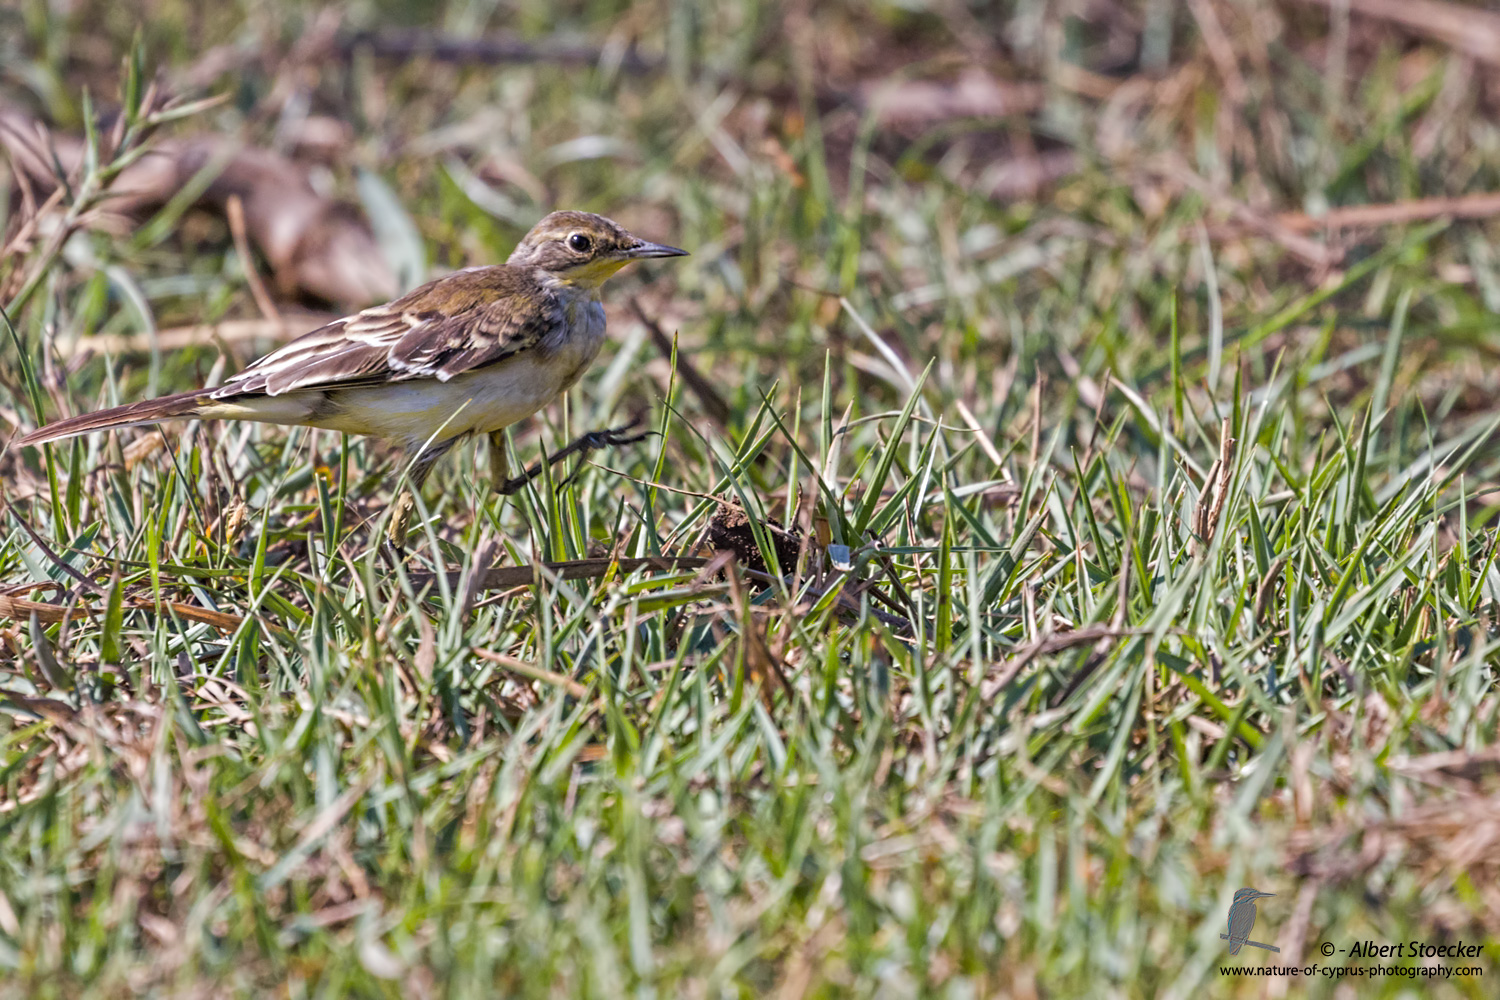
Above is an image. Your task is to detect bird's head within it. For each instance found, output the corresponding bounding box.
[508,210,688,290]
[1232,889,1275,903]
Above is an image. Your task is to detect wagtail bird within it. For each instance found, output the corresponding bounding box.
[16,210,688,545]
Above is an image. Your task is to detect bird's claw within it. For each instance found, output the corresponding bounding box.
[581,423,653,449]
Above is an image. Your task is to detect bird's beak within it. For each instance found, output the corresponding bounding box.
[623,239,690,259]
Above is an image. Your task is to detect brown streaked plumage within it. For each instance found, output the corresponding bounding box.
[17,210,688,543]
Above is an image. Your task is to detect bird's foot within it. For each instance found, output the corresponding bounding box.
[496,418,654,496]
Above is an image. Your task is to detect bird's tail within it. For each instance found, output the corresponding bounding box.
[15,389,211,446]
[1228,942,1243,956]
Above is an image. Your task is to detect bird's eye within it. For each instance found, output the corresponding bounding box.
[567,233,593,253]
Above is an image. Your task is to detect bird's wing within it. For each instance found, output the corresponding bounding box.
[216,268,556,398]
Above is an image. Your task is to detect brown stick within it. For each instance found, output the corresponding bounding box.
[0,589,248,633]
[1292,0,1500,68]
[226,193,285,328]
[1146,158,1334,268]
[409,556,713,594]
[337,30,660,73]
[335,32,1057,131]
[1277,192,1500,232]
[628,297,732,427]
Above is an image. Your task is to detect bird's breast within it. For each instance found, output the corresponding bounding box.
[551,297,607,390]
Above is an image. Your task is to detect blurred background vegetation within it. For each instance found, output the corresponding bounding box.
[3,0,1500,996]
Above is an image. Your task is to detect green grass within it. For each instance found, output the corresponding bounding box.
[2,1,1500,996]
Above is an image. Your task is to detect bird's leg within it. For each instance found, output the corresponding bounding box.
[487,430,509,494]
[387,439,458,551]
[496,417,653,496]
